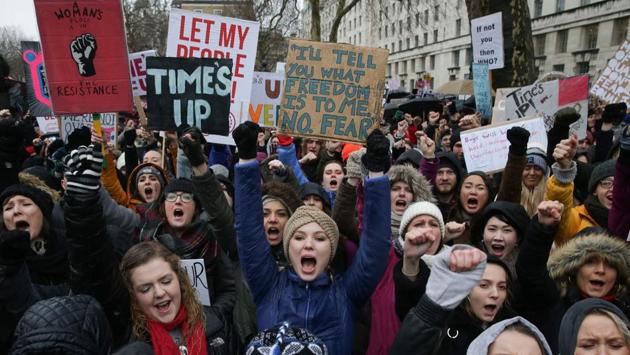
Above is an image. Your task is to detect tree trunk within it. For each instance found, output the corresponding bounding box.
[309,0,321,41]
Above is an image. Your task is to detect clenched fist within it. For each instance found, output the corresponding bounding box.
[70,33,97,76]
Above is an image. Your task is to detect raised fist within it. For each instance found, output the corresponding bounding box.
[70,33,97,76]
[536,200,564,228]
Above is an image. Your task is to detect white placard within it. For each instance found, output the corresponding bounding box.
[129,50,157,97]
[166,8,260,145]
[36,116,59,135]
[461,115,547,173]
[61,113,117,145]
[248,71,284,128]
[180,259,211,306]
[470,12,504,70]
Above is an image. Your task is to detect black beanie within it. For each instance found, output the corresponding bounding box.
[0,184,54,220]
[588,159,615,193]
[162,178,201,206]
[66,126,91,152]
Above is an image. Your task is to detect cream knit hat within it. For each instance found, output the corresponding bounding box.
[283,206,339,263]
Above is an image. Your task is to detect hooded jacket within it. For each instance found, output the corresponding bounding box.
[516,218,630,352]
[466,316,552,355]
[235,161,391,355]
[10,295,112,355]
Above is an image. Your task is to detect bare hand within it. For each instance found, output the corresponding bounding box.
[419,135,436,158]
[267,159,285,172]
[428,111,440,125]
[403,229,438,260]
[449,248,486,272]
[300,151,317,164]
[537,200,564,227]
[553,135,578,169]
[459,114,481,131]
[444,221,467,242]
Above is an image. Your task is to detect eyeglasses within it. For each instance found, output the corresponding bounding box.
[165,192,194,203]
[599,178,614,189]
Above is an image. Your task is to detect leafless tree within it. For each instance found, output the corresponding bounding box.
[0,26,27,81]
[122,0,170,55]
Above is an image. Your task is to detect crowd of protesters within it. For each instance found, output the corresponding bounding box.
[2,52,630,355]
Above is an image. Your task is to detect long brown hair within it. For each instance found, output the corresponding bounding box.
[120,241,206,341]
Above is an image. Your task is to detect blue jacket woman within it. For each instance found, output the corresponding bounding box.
[232,122,392,354]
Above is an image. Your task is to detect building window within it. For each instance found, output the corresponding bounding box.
[583,24,598,49]
[424,9,429,25]
[359,33,362,44]
[392,42,396,52]
[612,17,629,46]
[410,59,415,72]
[456,19,462,36]
[534,34,546,56]
[399,40,403,50]
[415,35,419,47]
[359,16,362,26]
[449,74,457,81]
[430,55,435,70]
[399,20,403,35]
[452,50,460,66]
[534,0,543,17]
[465,48,472,64]
[392,23,395,35]
[434,5,439,21]
[576,61,590,74]
[420,57,426,71]
[433,29,438,42]
[424,33,428,45]
[394,62,398,75]
[406,38,410,49]
[556,30,568,53]
[552,64,565,72]
[416,13,420,25]
[580,0,590,5]
[556,0,565,12]
[379,28,382,40]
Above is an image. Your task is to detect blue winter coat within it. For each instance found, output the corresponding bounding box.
[235,161,391,354]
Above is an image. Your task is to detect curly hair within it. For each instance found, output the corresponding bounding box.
[120,241,205,342]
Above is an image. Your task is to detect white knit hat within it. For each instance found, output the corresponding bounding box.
[398,201,445,242]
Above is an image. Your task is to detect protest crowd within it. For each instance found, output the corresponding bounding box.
[2,4,630,355]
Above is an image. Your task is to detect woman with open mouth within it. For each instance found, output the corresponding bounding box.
[232,123,391,354]
[447,172,494,244]
[516,200,630,353]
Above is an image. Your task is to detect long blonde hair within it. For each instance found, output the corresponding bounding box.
[120,241,206,342]
[520,175,547,217]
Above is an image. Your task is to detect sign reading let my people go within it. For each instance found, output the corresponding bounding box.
[278,39,388,143]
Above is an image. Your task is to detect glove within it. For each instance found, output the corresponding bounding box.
[602,103,627,125]
[506,126,530,156]
[276,134,293,146]
[553,107,580,128]
[180,136,206,167]
[361,129,391,173]
[0,230,30,277]
[345,149,366,179]
[63,144,103,200]
[232,121,260,160]
[123,129,137,147]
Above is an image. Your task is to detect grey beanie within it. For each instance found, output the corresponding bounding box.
[588,159,615,193]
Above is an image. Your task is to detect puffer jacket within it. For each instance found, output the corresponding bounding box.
[516,217,630,353]
[101,158,170,210]
[235,161,391,355]
[544,161,598,245]
[10,295,112,355]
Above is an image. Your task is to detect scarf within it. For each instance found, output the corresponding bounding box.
[147,305,207,355]
[584,195,608,229]
[391,212,402,241]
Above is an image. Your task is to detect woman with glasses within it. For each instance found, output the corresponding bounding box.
[545,135,616,246]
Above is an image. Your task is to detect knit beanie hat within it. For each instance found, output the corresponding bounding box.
[247,322,328,355]
[398,201,445,242]
[298,182,331,208]
[588,159,615,193]
[283,206,339,263]
[162,178,201,208]
[0,184,54,221]
[526,148,548,174]
[262,195,294,216]
[135,165,165,188]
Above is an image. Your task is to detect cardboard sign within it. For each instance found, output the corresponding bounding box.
[166,8,260,143]
[21,41,53,116]
[61,113,117,144]
[501,76,588,139]
[248,72,284,127]
[36,116,59,134]
[146,57,233,135]
[462,115,547,173]
[491,87,516,122]
[470,12,504,70]
[129,50,157,96]
[472,63,492,119]
[180,259,211,306]
[278,39,388,143]
[591,40,630,105]
[33,0,133,114]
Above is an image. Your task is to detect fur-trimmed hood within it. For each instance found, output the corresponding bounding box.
[547,233,630,297]
[387,165,435,203]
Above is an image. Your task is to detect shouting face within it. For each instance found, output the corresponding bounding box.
[459,175,489,215]
[576,257,618,298]
[263,200,289,246]
[2,195,44,240]
[594,177,614,210]
[137,173,162,203]
[322,162,344,192]
[483,216,518,259]
[164,192,196,231]
[131,257,182,324]
[391,181,414,215]
[467,264,508,324]
[288,222,331,282]
[435,167,457,196]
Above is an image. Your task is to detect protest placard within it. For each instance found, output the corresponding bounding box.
[276,62,286,73]
[591,40,630,105]
[470,12,504,70]
[472,63,492,119]
[248,72,284,128]
[21,41,52,116]
[166,8,259,143]
[36,116,59,135]
[146,57,232,135]
[129,50,157,96]
[462,115,547,173]
[180,259,210,306]
[501,75,588,139]
[61,113,117,144]
[33,0,133,114]
[278,39,388,143]
[491,87,515,122]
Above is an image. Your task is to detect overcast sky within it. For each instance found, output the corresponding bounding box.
[0,0,40,40]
